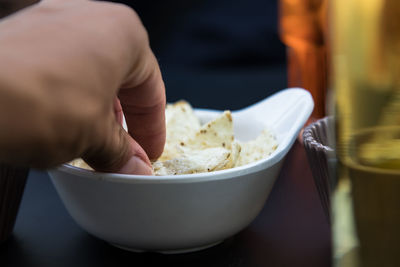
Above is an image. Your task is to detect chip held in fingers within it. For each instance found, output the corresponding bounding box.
[70,100,278,175]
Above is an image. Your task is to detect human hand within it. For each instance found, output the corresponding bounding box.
[0,0,166,175]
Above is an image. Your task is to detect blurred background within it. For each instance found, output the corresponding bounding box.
[118,0,287,110]
[0,0,287,110]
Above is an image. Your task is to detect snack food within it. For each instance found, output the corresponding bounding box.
[70,101,278,175]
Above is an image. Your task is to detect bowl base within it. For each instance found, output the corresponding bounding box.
[110,240,223,254]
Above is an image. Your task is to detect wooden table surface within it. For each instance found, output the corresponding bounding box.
[1,140,332,267]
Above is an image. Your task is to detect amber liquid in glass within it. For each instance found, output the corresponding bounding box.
[332,0,400,266]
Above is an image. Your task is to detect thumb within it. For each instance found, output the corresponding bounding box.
[82,119,153,175]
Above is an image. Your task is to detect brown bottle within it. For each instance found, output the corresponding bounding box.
[279,0,328,120]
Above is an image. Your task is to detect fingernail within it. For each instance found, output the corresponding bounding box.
[118,156,153,175]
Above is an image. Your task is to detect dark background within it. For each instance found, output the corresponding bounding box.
[0,0,287,109]
[113,0,287,110]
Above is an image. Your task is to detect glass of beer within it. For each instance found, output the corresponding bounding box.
[332,0,400,266]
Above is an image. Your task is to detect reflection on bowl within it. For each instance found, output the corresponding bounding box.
[48,88,313,254]
[303,116,336,223]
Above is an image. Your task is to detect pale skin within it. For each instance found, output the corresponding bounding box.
[0,0,166,175]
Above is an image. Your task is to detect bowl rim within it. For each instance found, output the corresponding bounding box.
[52,145,289,184]
[49,88,314,184]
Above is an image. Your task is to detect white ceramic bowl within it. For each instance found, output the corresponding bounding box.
[48,88,314,254]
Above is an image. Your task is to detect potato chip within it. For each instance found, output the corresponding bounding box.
[236,129,278,166]
[69,100,278,176]
[70,158,91,169]
[158,101,200,162]
[153,147,232,175]
[184,111,235,150]
[153,110,241,175]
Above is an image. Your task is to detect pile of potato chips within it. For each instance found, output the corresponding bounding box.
[152,101,277,175]
[70,101,278,175]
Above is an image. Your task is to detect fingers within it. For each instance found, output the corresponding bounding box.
[62,4,165,173]
[82,115,153,175]
[79,6,166,172]
[118,43,166,160]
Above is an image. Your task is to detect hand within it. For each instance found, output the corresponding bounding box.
[0,0,166,175]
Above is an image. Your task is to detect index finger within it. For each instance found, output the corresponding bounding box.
[118,44,166,160]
